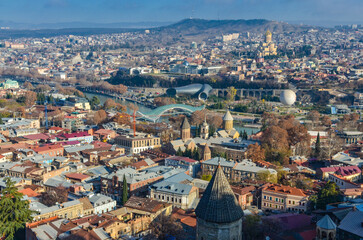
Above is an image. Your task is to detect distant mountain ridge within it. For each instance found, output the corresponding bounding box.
[0,18,320,39]
[155,18,315,35]
[0,20,172,30]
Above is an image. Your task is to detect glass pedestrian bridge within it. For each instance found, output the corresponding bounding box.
[137,104,205,122]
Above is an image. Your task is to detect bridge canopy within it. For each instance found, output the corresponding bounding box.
[137,104,205,122]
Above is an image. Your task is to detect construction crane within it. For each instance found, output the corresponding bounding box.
[118,109,137,137]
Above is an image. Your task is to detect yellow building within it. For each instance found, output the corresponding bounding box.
[258,30,277,57]
[114,133,161,154]
[33,197,93,221]
[217,110,239,139]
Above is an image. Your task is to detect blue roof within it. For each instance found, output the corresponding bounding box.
[165,172,193,183]
[151,181,192,195]
[317,215,336,230]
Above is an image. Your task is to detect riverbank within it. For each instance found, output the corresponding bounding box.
[83,92,153,114]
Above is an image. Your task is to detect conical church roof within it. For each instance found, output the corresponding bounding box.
[181,117,190,129]
[195,162,243,223]
[223,110,233,121]
[317,215,336,230]
[203,144,211,154]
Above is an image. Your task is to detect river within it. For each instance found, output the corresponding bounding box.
[3,77,261,134]
[84,92,152,114]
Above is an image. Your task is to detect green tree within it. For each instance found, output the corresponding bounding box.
[243,130,248,140]
[0,178,33,240]
[209,125,216,136]
[193,148,200,160]
[257,170,277,183]
[201,175,212,181]
[243,215,263,240]
[176,147,183,156]
[315,132,321,159]
[313,181,341,210]
[90,96,100,109]
[122,175,128,205]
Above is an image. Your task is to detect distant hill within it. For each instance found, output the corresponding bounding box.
[0,20,171,30]
[154,18,315,36]
[0,18,320,40]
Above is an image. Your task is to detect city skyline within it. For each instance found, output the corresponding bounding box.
[0,0,362,28]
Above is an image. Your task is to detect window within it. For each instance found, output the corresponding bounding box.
[275,198,278,202]
[281,199,284,203]
[264,196,266,199]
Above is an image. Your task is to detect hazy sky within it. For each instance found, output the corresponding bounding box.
[0,0,362,25]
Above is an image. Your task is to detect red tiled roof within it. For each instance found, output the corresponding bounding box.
[263,184,308,197]
[65,173,90,181]
[49,127,63,131]
[62,131,90,139]
[32,144,63,153]
[19,188,40,197]
[231,186,255,195]
[320,166,361,176]
[23,133,50,141]
[167,156,197,163]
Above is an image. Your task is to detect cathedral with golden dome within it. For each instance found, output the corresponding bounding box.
[257,30,277,57]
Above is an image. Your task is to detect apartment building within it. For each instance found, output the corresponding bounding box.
[115,133,161,154]
[149,181,199,209]
[261,184,310,213]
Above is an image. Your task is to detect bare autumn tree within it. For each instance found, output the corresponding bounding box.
[307,110,320,128]
[114,84,127,94]
[40,185,68,206]
[191,110,206,125]
[23,82,34,90]
[190,109,223,128]
[36,84,52,93]
[93,109,108,125]
[262,126,289,150]
[261,112,279,129]
[104,99,117,109]
[25,91,37,107]
[169,115,186,130]
[110,112,131,126]
[147,215,183,240]
[246,143,265,162]
[262,125,290,165]
[154,97,176,107]
[321,116,332,127]
[16,107,26,118]
[322,130,344,160]
[207,114,223,129]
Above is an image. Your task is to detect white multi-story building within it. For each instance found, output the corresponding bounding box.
[88,193,116,214]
